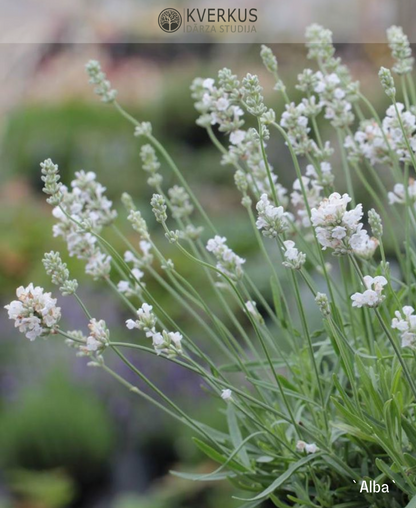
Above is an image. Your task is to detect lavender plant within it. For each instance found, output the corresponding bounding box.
[7,25,416,507]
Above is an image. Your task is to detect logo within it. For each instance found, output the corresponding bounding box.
[158,8,182,33]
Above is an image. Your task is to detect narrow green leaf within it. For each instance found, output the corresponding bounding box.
[375,458,412,495]
[270,275,285,324]
[171,470,237,481]
[234,453,321,501]
[192,438,247,473]
[404,493,416,508]
[227,404,251,468]
[219,359,288,373]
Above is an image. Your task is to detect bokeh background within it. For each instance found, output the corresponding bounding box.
[0,1,413,507]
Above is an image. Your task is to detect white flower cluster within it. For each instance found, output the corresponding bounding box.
[5,284,61,341]
[387,25,414,75]
[313,71,354,128]
[345,104,416,164]
[256,194,289,238]
[193,71,288,204]
[68,319,110,357]
[191,75,244,136]
[168,185,194,219]
[280,101,324,157]
[311,193,377,257]
[392,306,416,348]
[221,389,233,402]
[245,300,263,324]
[140,144,162,188]
[52,170,116,280]
[126,303,183,357]
[225,129,288,202]
[388,179,416,208]
[305,24,335,63]
[85,319,110,353]
[206,236,245,281]
[351,276,387,309]
[291,162,333,228]
[282,240,306,270]
[305,24,358,128]
[118,243,153,296]
[296,440,318,454]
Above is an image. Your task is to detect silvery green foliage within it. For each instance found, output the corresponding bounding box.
[9,23,416,507]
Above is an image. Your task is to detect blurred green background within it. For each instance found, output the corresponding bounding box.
[0,38,403,508]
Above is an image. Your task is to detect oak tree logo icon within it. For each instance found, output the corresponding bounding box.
[158,8,182,33]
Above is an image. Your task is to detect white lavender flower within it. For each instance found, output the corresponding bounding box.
[291,176,323,228]
[126,303,157,332]
[256,194,289,238]
[168,186,193,219]
[221,389,233,402]
[388,178,416,207]
[206,236,245,281]
[50,170,116,279]
[345,104,416,165]
[244,300,263,324]
[225,128,288,203]
[280,102,315,156]
[387,26,414,75]
[140,144,162,188]
[229,129,246,145]
[282,240,306,270]
[83,250,111,281]
[85,60,117,103]
[117,268,144,297]
[180,225,204,242]
[392,306,416,348]
[43,251,78,295]
[305,24,335,64]
[86,318,109,352]
[311,193,374,256]
[192,72,244,135]
[134,122,152,137]
[352,235,379,260]
[150,330,183,357]
[296,69,319,94]
[313,71,354,128]
[5,284,61,341]
[351,275,387,309]
[296,440,318,454]
[123,243,153,273]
